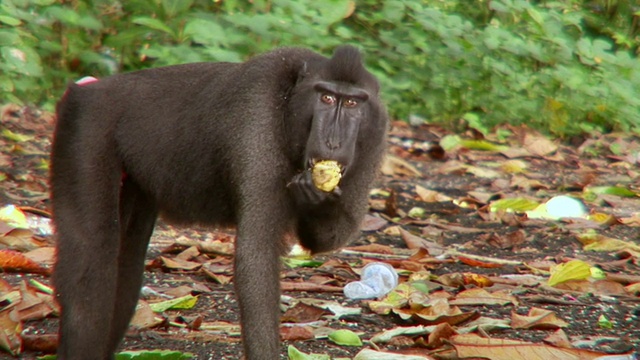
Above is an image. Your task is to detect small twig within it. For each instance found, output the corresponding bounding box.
[339,249,411,260]
[446,249,523,265]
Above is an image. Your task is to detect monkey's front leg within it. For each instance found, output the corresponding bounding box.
[234,197,289,359]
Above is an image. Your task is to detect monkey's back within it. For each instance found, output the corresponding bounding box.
[53,49,321,227]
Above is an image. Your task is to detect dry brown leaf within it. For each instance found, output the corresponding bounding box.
[160,256,201,271]
[554,279,627,296]
[411,308,479,327]
[175,246,200,260]
[603,273,640,286]
[417,322,456,348]
[15,281,54,321]
[162,285,198,298]
[175,236,234,256]
[399,260,427,272]
[436,160,468,175]
[407,248,432,262]
[130,300,162,330]
[511,307,568,329]
[404,298,480,326]
[21,333,58,353]
[344,243,395,254]
[178,315,203,330]
[382,154,422,177]
[467,191,495,204]
[201,260,233,274]
[451,333,607,360]
[0,249,49,275]
[399,228,445,255]
[450,288,517,306]
[415,185,452,202]
[578,234,640,253]
[198,320,240,334]
[478,231,526,249]
[355,348,437,359]
[510,175,548,191]
[625,282,640,294]
[202,270,232,285]
[523,133,558,156]
[280,325,315,341]
[386,189,404,218]
[382,225,400,236]
[500,147,533,158]
[458,257,504,269]
[308,275,338,285]
[0,153,11,168]
[0,308,21,355]
[620,213,640,226]
[422,219,485,234]
[501,159,528,174]
[24,247,55,265]
[421,226,444,240]
[462,273,495,287]
[281,303,328,323]
[436,273,467,287]
[360,214,388,231]
[465,165,502,179]
[280,281,343,292]
[544,329,572,348]
[0,228,41,252]
[489,274,545,287]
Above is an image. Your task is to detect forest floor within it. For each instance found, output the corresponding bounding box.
[1,104,639,360]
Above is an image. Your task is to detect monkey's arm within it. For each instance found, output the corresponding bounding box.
[292,168,372,254]
[287,170,341,206]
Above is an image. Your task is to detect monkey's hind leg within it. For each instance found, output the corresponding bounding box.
[52,133,123,359]
[107,179,157,351]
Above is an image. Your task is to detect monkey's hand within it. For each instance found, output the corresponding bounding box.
[288,170,342,207]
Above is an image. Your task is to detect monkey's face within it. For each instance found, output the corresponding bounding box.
[305,80,371,178]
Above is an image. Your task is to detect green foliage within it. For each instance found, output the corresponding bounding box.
[352,0,640,136]
[1,0,639,136]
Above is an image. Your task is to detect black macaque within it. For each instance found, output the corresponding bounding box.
[51,45,388,360]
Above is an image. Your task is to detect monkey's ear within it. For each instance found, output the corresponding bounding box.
[296,62,310,84]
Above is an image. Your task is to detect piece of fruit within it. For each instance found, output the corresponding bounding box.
[311,160,342,192]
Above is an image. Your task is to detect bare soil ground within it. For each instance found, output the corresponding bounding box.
[1,105,639,359]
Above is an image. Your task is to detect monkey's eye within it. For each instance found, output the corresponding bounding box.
[343,98,358,107]
[321,94,336,105]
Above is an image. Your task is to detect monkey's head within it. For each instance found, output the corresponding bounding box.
[291,46,384,180]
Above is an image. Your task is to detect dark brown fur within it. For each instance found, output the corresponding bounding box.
[51,46,387,359]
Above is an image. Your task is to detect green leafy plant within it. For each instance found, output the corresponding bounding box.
[1,0,638,136]
[347,0,640,136]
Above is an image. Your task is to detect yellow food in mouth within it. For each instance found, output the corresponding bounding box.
[311,160,342,192]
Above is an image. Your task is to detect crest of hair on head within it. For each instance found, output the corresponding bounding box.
[328,46,369,84]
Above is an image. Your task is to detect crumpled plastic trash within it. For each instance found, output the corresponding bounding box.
[343,262,398,300]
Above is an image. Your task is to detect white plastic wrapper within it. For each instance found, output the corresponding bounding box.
[343,262,399,300]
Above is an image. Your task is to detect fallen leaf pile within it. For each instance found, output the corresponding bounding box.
[1,107,639,359]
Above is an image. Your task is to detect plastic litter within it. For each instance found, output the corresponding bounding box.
[343,262,398,300]
[26,215,53,236]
